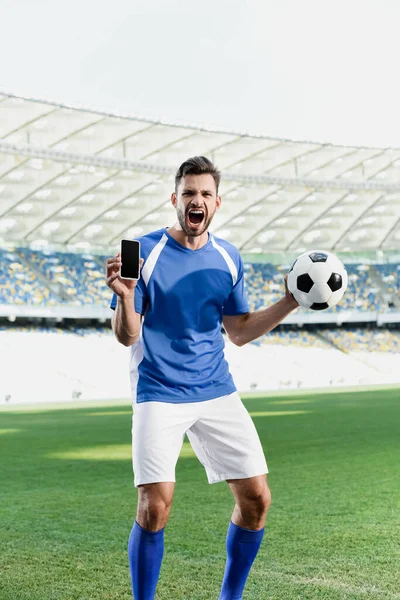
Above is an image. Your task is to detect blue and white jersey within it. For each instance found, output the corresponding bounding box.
[110,228,249,404]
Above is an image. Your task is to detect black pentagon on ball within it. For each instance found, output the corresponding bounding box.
[327,272,342,292]
[310,302,329,311]
[309,251,328,263]
[297,273,314,293]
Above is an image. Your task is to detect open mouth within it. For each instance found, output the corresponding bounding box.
[187,208,205,227]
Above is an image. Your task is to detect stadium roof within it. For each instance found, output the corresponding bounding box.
[1,92,400,254]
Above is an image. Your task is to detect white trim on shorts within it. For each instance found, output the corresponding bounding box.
[131,392,268,487]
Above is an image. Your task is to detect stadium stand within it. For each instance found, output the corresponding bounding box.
[0,250,397,315]
[251,328,329,349]
[0,248,58,306]
[375,264,400,297]
[15,248,109,306]
[343,265,382,312]
[0,93,398,406]
[244,263,282,310]
[321,327,400,353]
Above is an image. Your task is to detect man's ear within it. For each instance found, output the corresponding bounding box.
[171,192,177,207]
[216,195,222,211]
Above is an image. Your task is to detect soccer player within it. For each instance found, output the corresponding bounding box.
[106,156,298,600]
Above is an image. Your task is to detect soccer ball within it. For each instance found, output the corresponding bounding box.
[287,250,348,310]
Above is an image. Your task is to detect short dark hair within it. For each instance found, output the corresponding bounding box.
[175,156,221,193]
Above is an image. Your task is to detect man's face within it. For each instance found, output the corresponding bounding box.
[172,173,222,236]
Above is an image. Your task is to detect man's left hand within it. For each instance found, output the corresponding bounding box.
[284,274,299,309]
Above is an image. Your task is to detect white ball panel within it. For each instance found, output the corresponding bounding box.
[308,262,332,284]
[327,287,346,307]
[326,254,347,278]
[293,254,313,275]
[308,282,332,303]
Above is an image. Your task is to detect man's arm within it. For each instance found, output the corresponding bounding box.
[111,294,142,347]
[223,276,298,347]
[106,254,143,347]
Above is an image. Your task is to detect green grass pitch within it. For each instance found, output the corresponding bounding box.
[1,387,400,599]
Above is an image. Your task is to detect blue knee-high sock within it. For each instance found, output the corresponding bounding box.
[128,521,165,600]
[219,521,264,600]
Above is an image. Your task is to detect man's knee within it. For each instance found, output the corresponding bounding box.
[136,483,174,531]
[139,498,171,530]
[232,477,271,527]
[242,485,271,520]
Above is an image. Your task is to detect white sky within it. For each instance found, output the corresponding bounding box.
[1,0,400,147]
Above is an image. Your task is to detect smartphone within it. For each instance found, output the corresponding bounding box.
[120,239,141,280]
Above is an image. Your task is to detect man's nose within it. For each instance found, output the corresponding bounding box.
[192,193,203,205]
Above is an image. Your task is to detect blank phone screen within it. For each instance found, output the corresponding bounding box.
[120,239,140,279]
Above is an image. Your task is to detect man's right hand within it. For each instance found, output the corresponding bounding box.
[105,253,144,298]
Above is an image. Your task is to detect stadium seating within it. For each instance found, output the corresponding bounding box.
[251,328,329,348]
[341,264,382,312]
[16,248,109,306]
[321,327,400,353]
[0,248,397,315]
[375,264,400,296]
[244,263,282,311]
[0,249,58,306]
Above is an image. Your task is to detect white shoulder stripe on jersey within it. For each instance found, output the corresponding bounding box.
[141,233,168,286]
[210,236,238,285]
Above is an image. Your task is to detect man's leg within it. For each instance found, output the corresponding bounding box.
[129,481,175,600]
[187,393,269,599]
[129,399,197,599]
[219,475,271,600]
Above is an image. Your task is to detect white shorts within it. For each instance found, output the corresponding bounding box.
[131,391,268,487]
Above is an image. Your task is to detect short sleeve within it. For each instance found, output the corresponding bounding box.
[222,256,250,316]
[109,275,149,315]
[110,293,117,310]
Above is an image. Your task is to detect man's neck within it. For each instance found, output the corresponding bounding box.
[167,225,209,250]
